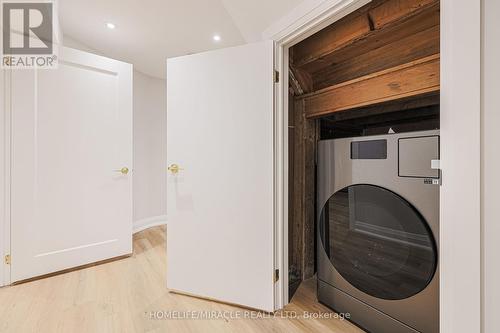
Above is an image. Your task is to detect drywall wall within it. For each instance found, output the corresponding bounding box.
[482,0,500,332]
[440,0,482,332]
[133,71,167,224]
[62,36,99,54]
[0,69,6,286]
[63,36,167,229]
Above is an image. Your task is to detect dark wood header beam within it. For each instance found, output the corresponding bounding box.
[313,24,440,90]
[292,0,439,76]
[299,54,440,118]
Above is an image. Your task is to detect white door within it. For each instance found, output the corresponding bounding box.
[10,47,133,282]
[0,69,8,287]
[167,41,275,311]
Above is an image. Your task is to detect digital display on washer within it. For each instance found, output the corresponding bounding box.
[351,140,387,159]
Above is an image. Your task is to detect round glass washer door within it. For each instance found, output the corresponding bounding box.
[319,184,437,300]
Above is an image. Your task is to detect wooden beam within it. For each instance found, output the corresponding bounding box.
[324,92,439,121]
[292,12,371,70]
[300,54,440,118]
[289,70,303,96]
[291,99,317,280]
[289,66,313,95]
[293,0,439,74]
[369,0,437,29]
[313,24,440,90]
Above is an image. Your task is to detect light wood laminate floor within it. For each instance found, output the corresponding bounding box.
[0,226,363,333]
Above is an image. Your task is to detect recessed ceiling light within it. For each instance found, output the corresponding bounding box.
[106,22,116,30]
[213,35,221,42]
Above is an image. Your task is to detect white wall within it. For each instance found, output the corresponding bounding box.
[62,35,99,54]
[0,69,6,286]
[63,36,167,230]
[482,0,500,331]
[133,71,167,225]
[440,0,482,331]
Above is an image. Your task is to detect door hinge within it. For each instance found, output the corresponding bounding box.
[274,269,279,283]
[273,70,280,83]
[4,254,11,265]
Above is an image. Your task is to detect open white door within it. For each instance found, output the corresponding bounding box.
[10,47,133,282]
[167,41,275,311]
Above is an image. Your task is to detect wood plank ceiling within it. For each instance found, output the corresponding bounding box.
[290,0,440,118]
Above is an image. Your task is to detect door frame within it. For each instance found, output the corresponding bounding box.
[268,1,482,333]
[0,68,12,287]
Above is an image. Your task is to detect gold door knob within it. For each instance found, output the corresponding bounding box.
[168,164,183,174]
[114,167,130,175]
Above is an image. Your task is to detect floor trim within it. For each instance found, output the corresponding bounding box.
[133,215,167,234]
[12,253,132,285]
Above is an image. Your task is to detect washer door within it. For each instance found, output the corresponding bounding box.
[319,184,437,300]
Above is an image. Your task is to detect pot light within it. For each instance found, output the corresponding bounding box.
[106,22,116,30]
[213,34,221,42]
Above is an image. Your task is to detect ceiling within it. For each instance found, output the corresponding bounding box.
[59,0,303,79]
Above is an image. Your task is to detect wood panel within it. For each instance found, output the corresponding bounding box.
[313,24,440,90]
[293,0,439,75]
[321,2,439,72]
[369,0,436,29]
[290,66,313,95]
[288,92,300,295]
[301,54,440,118]
[291,99,317,280]
[292,12,372,69]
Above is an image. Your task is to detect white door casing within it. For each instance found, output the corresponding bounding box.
[440,1,481,332]
[0,69,3,286]
[0,69,9,287]
[166,41,275,312]
[10,47,133,282]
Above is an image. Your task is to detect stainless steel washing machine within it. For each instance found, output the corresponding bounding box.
[317,130,440,333]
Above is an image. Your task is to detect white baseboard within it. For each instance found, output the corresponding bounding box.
[133,215,167,234]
